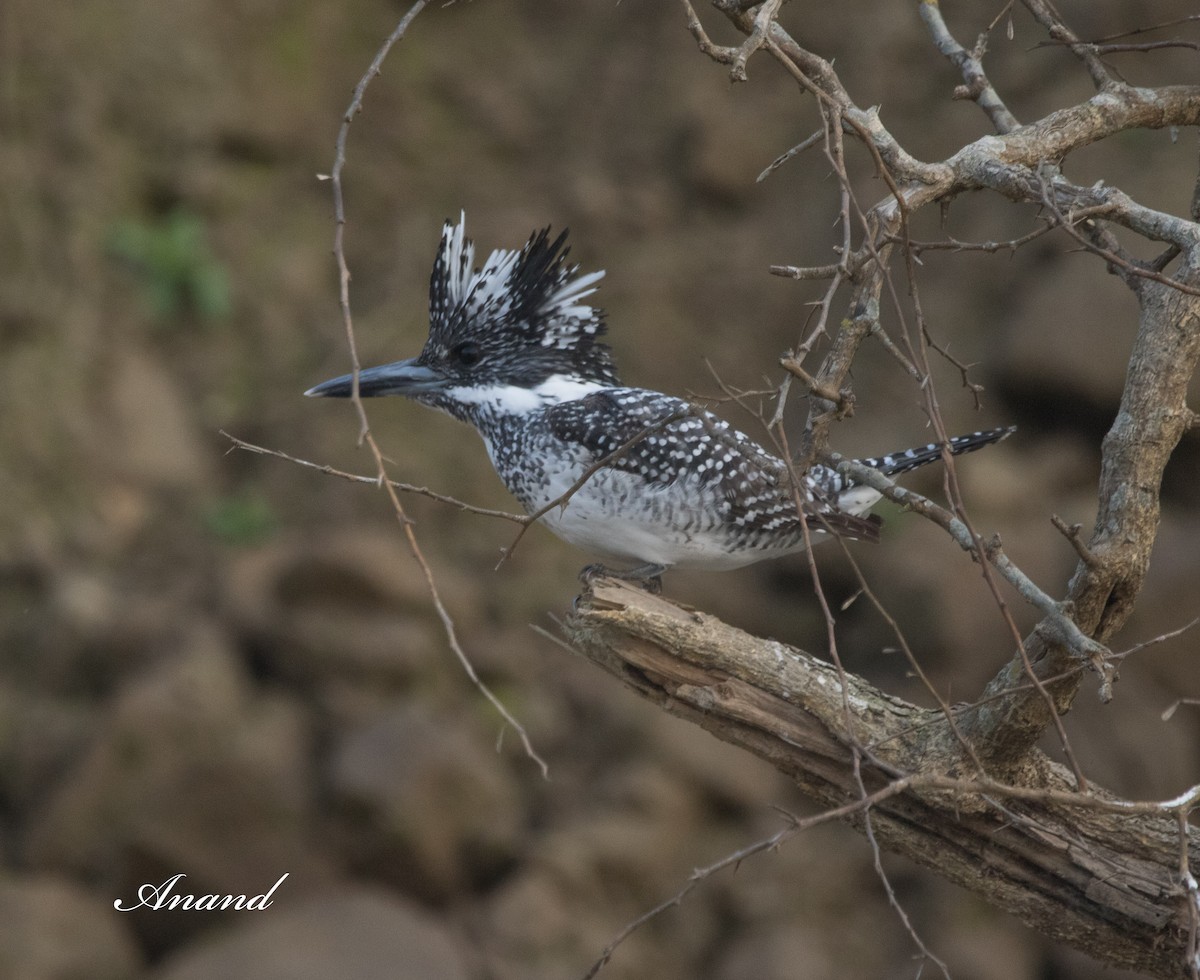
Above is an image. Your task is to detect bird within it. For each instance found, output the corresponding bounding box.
[306,215,1013,591]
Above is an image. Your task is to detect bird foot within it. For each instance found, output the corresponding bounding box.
[578,562,667,595]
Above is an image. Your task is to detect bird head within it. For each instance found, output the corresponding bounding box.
[306,215,619,417]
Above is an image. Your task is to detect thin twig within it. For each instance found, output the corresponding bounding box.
[920,329,986,407]
[829,456,1110,668]
[1051,513,1099,567]
[894,220,1059,256]
[1162,696,1200,723]
[1081,40,1200,55]
[729,0,782,81]
[221,431,526,523]
[918,0,1020,133]
[1036,169,1200,297]
[829,533,991,775]
[892,209,1091,776]
[757,128,824,182]
[855,760,952,979]
[327,0,547,777]
[582,777,918,979]
[1179,807,1200,980]
[580,749,1200,979]
[769,262,842,280]
[1022,0,1115,90]
[778,357,853,417]
[1070,12,1200,45]
[680,0,740,66]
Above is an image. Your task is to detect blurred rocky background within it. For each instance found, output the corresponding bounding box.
[1,1,1198,978]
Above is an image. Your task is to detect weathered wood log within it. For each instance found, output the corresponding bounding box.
[567,579,1198,979]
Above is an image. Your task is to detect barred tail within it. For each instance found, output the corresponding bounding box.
[857,426,1016,478]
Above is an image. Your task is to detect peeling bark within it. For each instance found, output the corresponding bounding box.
[567,580,1198,979]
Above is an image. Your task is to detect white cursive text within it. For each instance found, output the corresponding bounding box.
[113,873,288,912]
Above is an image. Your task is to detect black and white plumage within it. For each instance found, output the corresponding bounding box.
[307,215,1013,583]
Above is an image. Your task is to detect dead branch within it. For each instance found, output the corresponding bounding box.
[327,0,547,777]
[610,4,1200,974]
[695,0,1200,774]
[566,579,1199,980]
[221,431,526,523]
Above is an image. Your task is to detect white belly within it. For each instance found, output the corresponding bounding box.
[538,501,775,570]
[520,464,815,571]
[481,425,866,573]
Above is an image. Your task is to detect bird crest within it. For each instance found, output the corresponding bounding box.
[423,214,620,386]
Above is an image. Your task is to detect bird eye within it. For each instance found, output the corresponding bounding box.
[451,341,482,367]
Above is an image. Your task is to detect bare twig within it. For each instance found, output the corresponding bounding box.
[221,431,526,523]
[1021,0,1116,90]
[729,0,782,81]
[769,262,842,280]
[920,329,986,406]
[829,454,1110,670]
[918,0,1020,133]
[1070,12,1200,45]
[1163,697,1200,723]
[1112,617,1200,666]
[1179,807,1200,980]
[326,0,547,777]
[582,775,923,980]
[757,128,824,182]
[680,0,740,67]
[1035,169,1200,297]
[778,356,853,417]
[1051,513,1099,568]
[894,220,1058,256]
[856,764,952,979]
[1079,40,1200,55]
[1030,13,1200,56]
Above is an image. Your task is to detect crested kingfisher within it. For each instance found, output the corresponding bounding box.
[307,215,1012,590]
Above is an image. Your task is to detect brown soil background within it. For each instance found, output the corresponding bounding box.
[1,2,1198,978]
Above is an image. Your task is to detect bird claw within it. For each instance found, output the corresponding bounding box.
[578,562,665,594]
[578,563,606,586]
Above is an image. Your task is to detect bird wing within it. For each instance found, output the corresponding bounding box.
[545,388,882,543]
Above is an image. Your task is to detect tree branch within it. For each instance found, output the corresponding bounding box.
[566,579,1199,979]
[633,6,1200,974]
[696,0,1200,774]
[918,0,1020,134]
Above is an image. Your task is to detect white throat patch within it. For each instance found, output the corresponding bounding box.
[444,375,606,416]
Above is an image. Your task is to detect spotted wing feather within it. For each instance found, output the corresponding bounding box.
[545,388,882,544]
